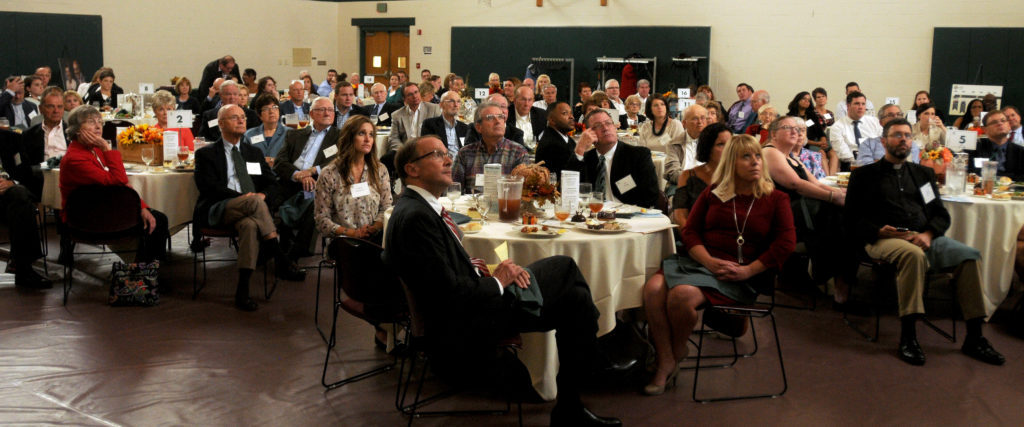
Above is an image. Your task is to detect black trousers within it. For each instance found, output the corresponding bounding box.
[0,184,42,265]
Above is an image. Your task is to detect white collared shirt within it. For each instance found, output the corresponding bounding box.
[516,112,534,143]
[575,142,620,203]
[42,121,67,159]
[222,139,243,192]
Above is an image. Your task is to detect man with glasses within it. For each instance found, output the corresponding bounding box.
[565,109,659,208]
[465,93,525,147]
[533,84,558,111]
[278,80,310,121]
[604,79,625,115]
[971,110,1024,180]
[386,135,622,427]
[665,104,708,185]
[845,118,1004,367]
[421,90,468,156]
[452,102,529,190]
[854,104,920,166]
[830,91,882,171]
[197,80,258,141]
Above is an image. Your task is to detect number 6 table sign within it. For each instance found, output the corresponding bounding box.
[167,110,193,129]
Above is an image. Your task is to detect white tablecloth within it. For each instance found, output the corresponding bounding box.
[943,196,1024,318]
[41,167,199,229]
[376,131,389,155]
[103,116,157,126]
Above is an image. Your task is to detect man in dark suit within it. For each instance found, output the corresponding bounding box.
[193,105,304,311]
[845,118,1003,366]
[365,82,398,127]
[384,135,621,427]
[508,85,548,149]
[2,76,39,130]
[21,87,67,198]
[197,81,258,142]
[970,110,1024,181]
[333,82,371,128]
[278,80,310,121]
[420,90,468,155]
[197,55,241,100]
[464,93,524,146]
[273,97,340,260]
[565,109,660,208]
[535,101,576,177]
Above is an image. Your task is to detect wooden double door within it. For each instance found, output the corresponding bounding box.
[363,30,409,87]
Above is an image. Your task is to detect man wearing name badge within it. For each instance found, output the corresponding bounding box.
[381,82,441,180]
[194,105,305,311]
[198,77,224,115]
[533,84,558,111]
[535,101,576,177]
[421,90,468,157]
[198,55,241,101]
[507,86,547,150]
[1001,106,1023,146]
[664,104,708,186]
[726,83,754,134]
[273,97,341,261]
[970,110,1024,181]
[465,94,525,147]
[830,90,882,171]
[604,79,626,115]
[317,69,337,98]
[835,82,875,120]
[278,80,310,121]
[854,104,921,166]
[197,81,259,142]
[452,101,529,190]
[564,109,660,208]
[1,76,39,130]
[366,83,397,127]
[333,82,371,128]
[844,118,1005,367]
[385,135,622,427]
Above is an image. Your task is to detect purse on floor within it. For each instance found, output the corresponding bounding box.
[109,261,160,306]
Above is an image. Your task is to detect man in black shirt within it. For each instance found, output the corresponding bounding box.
[845,118,1004,367]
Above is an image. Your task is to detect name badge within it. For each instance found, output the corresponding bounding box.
[974,158,989,169]
[13,152,21,166]
[246,162,262,175]
[351,182,371,198]
[737,111,745,119]
[207,118,218,128]
[28,110,37,120]
[615,175,637,194]
[323,144,338,158]
[920,183,935,204]
[824,113,833,120]
[378,112,389,122]
[805,119,815,127]
[459,136,465,146]
[250,134,265,144]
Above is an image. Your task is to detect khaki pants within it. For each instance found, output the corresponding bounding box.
[220,196,276,270]
[864,237,986,319]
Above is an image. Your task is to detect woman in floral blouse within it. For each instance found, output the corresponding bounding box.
[314,115,392,244]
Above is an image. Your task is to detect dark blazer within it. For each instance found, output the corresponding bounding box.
[564,141,660,208]
[364,102,399,127]
[464,123,525,147]
[193,138,279,228]
[970,138,1024,181]
[0,90,38,129]
[197,59,241,99]
[383,188,514,360]
[22,121,67,165]
[279,99,310,117]
[0,128,39,198]
[196,106,259,141]
[534,126,575,177]
[175,96,201,114]
[272,125,342,197]
[619,113,647,130]
[844,159,949,245]
[83,83,125,110]
[506,106,548,140]
[420,116,469,150]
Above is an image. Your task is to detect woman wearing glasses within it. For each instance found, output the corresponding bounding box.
[619,94,647,130]
[244,94,288,166]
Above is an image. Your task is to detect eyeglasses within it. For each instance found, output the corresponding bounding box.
[411,149,449,163]
[686,116,708,123]
[441,99,459,104]
[987,118,1009,126]
[311,107,332,114]
[260,105,280,113]
[481,114,506,122]
[881,112,905,120]
[590,120,617,129]
[886,132,913,139]
[84,118,103,126]
[605,86,619,90]
[776,125,805,134]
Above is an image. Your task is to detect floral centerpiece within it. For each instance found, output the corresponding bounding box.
[510,161,559,207]
[919,139,952,184]
[116,124,164,164]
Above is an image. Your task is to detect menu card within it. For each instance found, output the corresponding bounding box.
[163,131,179,161]
[561,170,580,211]
[484,163,502,199]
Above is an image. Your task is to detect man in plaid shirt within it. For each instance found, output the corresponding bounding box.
[451,101,529,190]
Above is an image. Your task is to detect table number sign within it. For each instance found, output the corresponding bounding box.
[677,88,690,98]
[139,83,155,94]
[885,97,899,106]
[947,130,978,152]
[363,75,375,84]
[167,110,192,129]
[475,88,489,99]
[678,98,696,111]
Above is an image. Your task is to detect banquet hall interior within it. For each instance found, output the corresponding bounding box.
[2,0,1024,425]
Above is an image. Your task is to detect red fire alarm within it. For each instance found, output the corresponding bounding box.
[417,29,422,35]
[416,63,421,69]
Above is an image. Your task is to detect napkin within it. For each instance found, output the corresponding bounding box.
[507,267,544,317]
[448,211,472,224]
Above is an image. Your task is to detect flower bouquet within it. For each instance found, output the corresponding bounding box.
[919,140,952,184]
[117,124,164,164]
[510,161,559,209]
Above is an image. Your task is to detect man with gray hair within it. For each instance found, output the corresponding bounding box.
[452,101,529,189]
[636,79,652,112]
[421,90,469,156]
[604,79,625,115]
[665,104,708,184]
[197,80,259,141]
[743,90,770,131]
[279,80,310,121]
[533,83,558,110]
[464,93,525,146]
[854,103,920,166]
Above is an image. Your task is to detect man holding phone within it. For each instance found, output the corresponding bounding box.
[1,76,39,130]
[844,118,1004,367]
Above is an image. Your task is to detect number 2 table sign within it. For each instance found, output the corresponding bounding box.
[167,110,193,129]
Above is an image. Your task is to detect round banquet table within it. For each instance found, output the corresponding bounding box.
[383,201,676,400]
[41,167,199,231]
[376,131,389,155]
[942,195,1024,318]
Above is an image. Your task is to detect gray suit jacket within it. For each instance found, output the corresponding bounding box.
[387,102,441,151]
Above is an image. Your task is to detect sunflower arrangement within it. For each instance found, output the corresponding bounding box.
[117,124,163,146]
[919,139,952,164]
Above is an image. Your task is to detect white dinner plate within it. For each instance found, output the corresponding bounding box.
[512,227,562,239]
[575,222,631,234]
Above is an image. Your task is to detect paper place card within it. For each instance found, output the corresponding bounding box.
[168,110,192,129]
[475,173,485,187]
[139,83,154,94]
[560,170,580,210]
[484,163,502,199]
[974,158,988,169]
[163,131,179,159]
[677,88,690,98]
[475,88,489,99]
[885,97,899,106]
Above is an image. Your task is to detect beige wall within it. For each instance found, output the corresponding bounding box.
[337,0,1023,109]
[0,0,338,91]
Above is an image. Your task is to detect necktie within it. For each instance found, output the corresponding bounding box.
[441,207,491,277]
[852,120,862,145]
[231,146,256,193]
[595,154,608,194]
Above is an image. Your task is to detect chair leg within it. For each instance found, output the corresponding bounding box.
[842,305,880,342]
[62,263,72,306]
[321,272,395,390]
[693,312,787,403]
[314,259,335,344]
[263,258,279,300]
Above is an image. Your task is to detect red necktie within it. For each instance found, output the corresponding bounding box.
[441,207,491,277]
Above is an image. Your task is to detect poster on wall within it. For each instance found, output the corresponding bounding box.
[949,84,1002,117]
[58,57,85,91]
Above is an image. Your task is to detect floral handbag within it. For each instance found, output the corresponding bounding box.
[109,261,160,306]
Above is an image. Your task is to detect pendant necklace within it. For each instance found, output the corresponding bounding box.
[732,196,756,264]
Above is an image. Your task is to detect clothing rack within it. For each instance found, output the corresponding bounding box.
[671,55,707,92]
[530,57,576,105]
[595,56,657,93]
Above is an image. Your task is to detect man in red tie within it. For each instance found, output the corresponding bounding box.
[384,135,620,427]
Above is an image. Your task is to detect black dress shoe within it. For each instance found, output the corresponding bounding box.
[276,262,307,281]
[898,338,926,366]
[15,269,53,290]
[962,337,1005,365]
[551,405,621,427]
[234,297,258,312]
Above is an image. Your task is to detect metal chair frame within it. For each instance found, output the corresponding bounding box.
[843,260,957,343]
[190,224,277,301]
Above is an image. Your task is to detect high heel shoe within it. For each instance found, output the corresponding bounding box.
[642,367,679,396]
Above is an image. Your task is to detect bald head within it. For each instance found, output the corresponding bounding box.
[683,104,709,138]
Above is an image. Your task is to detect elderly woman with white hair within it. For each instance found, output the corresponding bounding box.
[151,90,195,150]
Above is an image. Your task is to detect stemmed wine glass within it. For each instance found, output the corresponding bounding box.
[475,194,490,225]
[589,192,606,219]
[554,196,571,224]
[447,183,462,211]
[140,146,155,172]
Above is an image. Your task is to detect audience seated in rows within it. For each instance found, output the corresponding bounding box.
[451,101,529,191]
[245,93,288,165]
[534,101,576,178]
[421,90,469,157]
